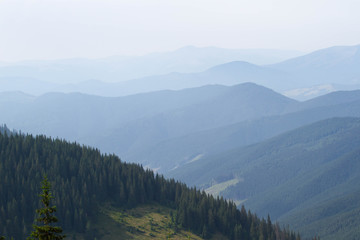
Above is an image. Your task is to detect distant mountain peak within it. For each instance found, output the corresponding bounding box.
[207,61,259,72]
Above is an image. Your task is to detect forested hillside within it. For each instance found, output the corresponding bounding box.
[0,132,299,240]
[169,117,360,239]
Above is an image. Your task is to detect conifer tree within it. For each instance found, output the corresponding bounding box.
[28,176,66,240]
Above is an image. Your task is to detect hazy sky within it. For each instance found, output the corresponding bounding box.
[1,0,360,61]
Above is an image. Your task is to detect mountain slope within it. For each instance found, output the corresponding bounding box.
[271,45,360,72]
[0,132,298,240]
[169,117,360,239]
[290,89,360,111]
[278,158,360,240]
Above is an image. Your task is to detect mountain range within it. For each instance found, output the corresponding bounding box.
[1,44,360,100]
[0,46,301,95]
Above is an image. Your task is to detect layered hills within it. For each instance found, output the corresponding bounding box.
[0,83,297,171]
[1,44,360,100]
[0,61,290,97]
[0,46,301,96]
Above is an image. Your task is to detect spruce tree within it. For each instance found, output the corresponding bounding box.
[28,176,66,240]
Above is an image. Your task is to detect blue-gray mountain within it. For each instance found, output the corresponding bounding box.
[0,83,296,162]
[0,61,291,97]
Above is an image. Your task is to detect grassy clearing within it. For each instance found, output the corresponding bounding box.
[205,178,247,207]
[205,178,241,197]
[101,204,204,240]
[67,203,228,239]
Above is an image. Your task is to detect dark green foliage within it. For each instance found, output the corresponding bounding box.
[0,132,298,239]
[28,176,65,240]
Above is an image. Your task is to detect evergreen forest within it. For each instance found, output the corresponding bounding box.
[0,131,300,239]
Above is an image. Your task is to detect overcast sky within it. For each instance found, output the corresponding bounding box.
[1,0,360,62]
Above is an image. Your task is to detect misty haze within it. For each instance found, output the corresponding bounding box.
[1,1,360,239]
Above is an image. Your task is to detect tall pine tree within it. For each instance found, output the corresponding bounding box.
[27,176,66,240]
